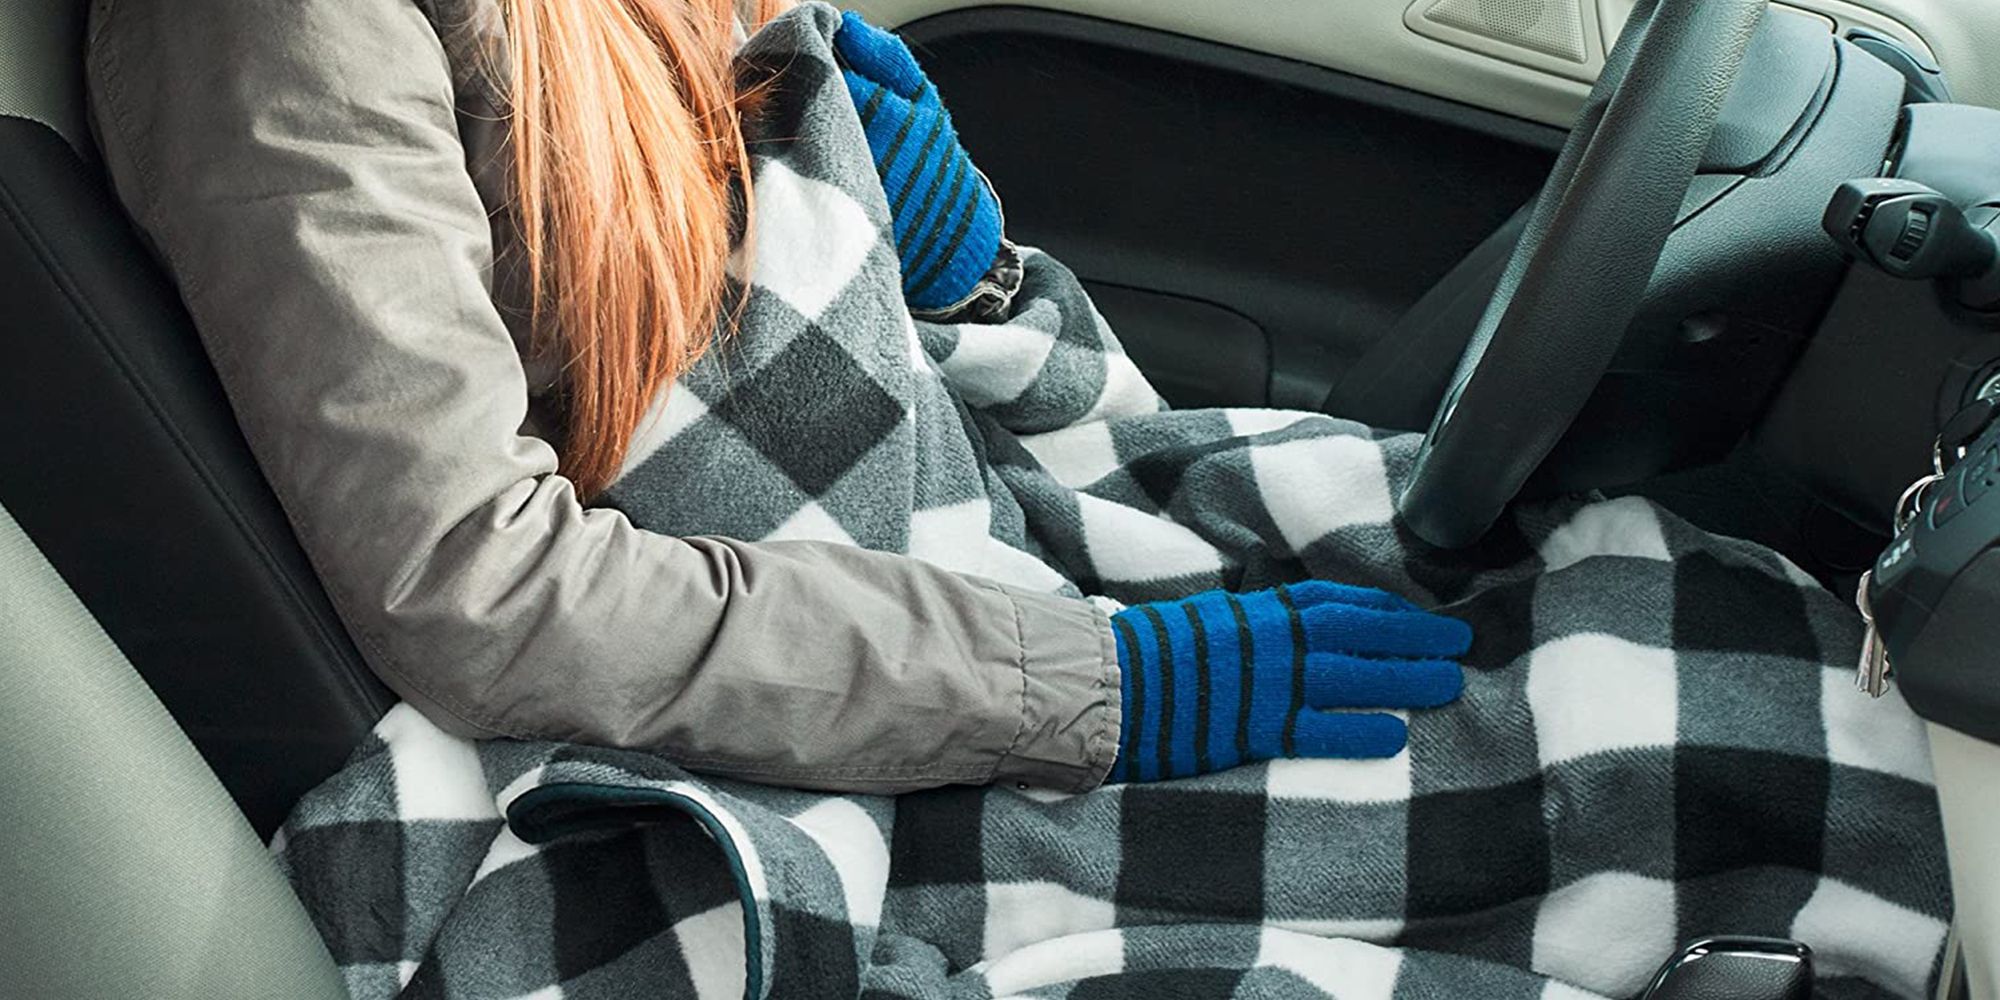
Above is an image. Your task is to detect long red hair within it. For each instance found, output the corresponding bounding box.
[503,0,787,497]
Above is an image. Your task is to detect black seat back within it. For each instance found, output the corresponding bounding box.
[0,0,392,834]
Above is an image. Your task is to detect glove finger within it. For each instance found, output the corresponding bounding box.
[1290,710,1409,760]
[842,67,914,118]
[836,10,929,100]
[1299,601,1474,659]
[842,70,918,155]
[1303,652,1464,709]
[1281,579,1420,613]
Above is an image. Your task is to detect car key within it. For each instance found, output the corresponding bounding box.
[1856,400,2000,698]
[1860,463,1945,697]
[1855,570,1892,698]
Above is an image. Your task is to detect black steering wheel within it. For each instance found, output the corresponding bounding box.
[1398,0,1771,548]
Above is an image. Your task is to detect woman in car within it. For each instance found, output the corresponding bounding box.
[85,0,1947,995]
[82,0,1469,793]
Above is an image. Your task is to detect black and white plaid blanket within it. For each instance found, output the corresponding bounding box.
[275,5,1952,998]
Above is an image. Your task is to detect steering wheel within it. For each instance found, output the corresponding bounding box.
[1398,0,1771,548]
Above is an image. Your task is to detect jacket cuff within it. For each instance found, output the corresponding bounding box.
[909,237,1024,324]
[989,585,1123,793]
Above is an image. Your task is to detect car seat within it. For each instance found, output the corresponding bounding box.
[0,500,347,998]
[0,0,394,837]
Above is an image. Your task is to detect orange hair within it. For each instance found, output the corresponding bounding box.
[504,0,788,498]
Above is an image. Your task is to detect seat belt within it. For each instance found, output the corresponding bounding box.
[0,502,346,1000]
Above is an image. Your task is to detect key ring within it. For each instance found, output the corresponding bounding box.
[1894,472,1943,533]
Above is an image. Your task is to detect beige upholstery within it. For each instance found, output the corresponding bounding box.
[0,503,345,1000]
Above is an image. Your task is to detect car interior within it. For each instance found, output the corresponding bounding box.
[2,0,1998,996]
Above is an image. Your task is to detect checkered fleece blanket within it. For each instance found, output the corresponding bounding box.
[274,6,1952,999]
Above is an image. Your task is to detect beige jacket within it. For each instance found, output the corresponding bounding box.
[84,0,1121,793]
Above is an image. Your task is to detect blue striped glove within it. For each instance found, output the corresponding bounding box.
[833,11,1004,316]
[1109,581,1471,783]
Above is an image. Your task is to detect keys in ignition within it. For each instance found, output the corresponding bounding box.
[1937,395,2000,470]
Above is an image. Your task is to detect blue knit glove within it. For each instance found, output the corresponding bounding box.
[833,11,1004,315]
[1108,581,1471,783]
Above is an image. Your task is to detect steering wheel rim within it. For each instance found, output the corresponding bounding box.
[1397,0,1771,549]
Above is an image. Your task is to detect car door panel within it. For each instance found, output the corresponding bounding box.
[877,8,1561,407]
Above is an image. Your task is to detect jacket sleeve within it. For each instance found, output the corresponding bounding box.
[84,0,1119,794]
